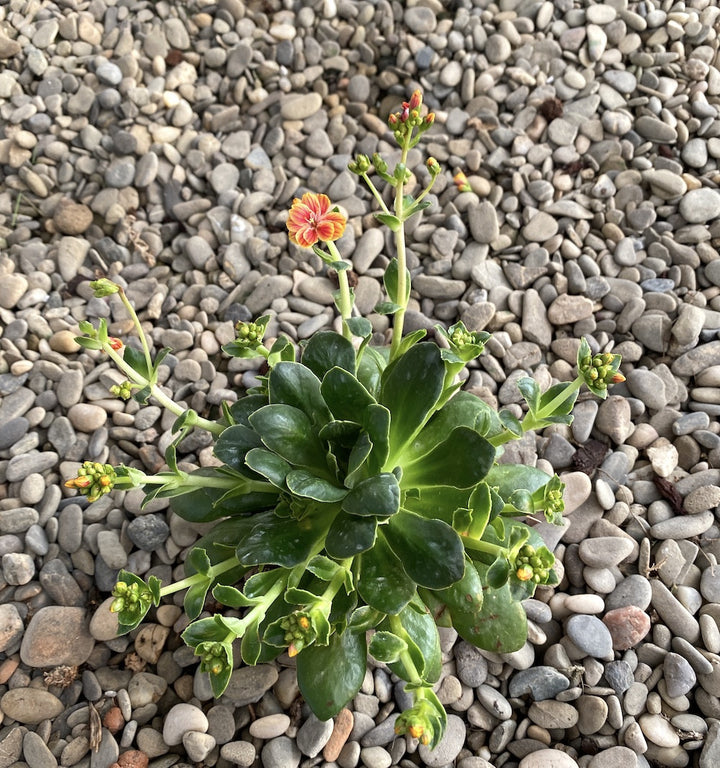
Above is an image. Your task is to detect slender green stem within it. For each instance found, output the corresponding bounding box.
[327,240,353,341]
[523,377,583,432]
[159,555,242,597]
[460,535,507,558]
[320,559,352,603]
[362,173,391,215]
[105,344,224,436]
[389,614,423,687]
[118,287,154,376]
[389,136,412,362]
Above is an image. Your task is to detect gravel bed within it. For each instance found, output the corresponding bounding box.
[2,1,720,767]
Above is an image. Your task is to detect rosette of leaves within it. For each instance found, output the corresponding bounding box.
[114,330,562,747]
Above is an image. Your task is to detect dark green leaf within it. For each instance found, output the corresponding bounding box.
[374,212,401,231]
[318,420,361,444]
[236,511,326,567]
[484,465,553,501]
[363,404,391,475]
[369,631,407,664]
[539,382,579,415]
[181,615,227,647]
[356,346,387,397]
[402,485,470,526]
[214,425,263,471]
[286,470,347,502]
[346,317,372,339]
[243,568,286,600]
[380,343,444,461]
[147,575,162,604]
[384,511,464,590]
[296,629,367,720]
[151,346,172,376]
[517,377,540,413]
[385,598,442,684]
[307,555,342,583]
[384,259,410,305]
[269,362,331,425]
[499,409,523,437]
[302,331,356,379]
[394,329,428,359]
[123,345,150,379]
[401,427,495,490]
[321,367,375,422]
[132,385,151,405]
[345,432,373,488]
[184,580,211,620]
[249,404,328,472]
[241,620,262,665]
[348,606,386,632]
[184,517,262,575]
[342,473,399,518]
[188,548,211,577]
[358,530,416,614]
[326,512,377,558]
[212,584,259,608]
[244,448,291,488]
[374,301,402,315]
[486,556,510,589]
[229,395,268,427]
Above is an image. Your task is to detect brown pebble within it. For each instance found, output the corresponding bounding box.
[103,706,125,733]
[0,656,20,684]
[53,199,94,235]
[603,605,651,650]
[323,708,354,762]
[117,750,149,768]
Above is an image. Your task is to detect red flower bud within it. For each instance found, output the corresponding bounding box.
[108,337,123,351]
[409,90,422,109]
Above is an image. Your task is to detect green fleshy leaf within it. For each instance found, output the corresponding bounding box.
[302,331,356,379]
[374,301,402,315]
[384,258,411,305]
[342,473,400,518]
[229,395,269,427]
[326,512,377,558]
[517,377,540,413]
[403,485,470,526]
[374,212,402,232]
[484,465,553,502]
[187,548,211,577]
[241,620,262,665]
[249,404,329,472]
[393,329,428,358]
[385,598,442,684]
[380,343,445,461]
[384,511,464,590]
[356,346,387,397]
[321,367,375,422]
[400,427,495,490]
[357,530,416,614]
[539,381,580,414]
[286,469,347,502]
[123,345,150,379]
[269,362,332,426]
[348,605,386,632]
[212,584,259,608]
[185,580,211,621]
[244,447,291,488]
[296,629,367,720]
[486,556,511,589]
[243,568,287,600]
[362,404,391,475]
[75,336,103,350]
[132,385,151,405]
[236,511,326,568]
[306,555,342,583]
[346,317,372,339]
[369,631,407,664]
[499,409,523,437]
[214,425,263,471]
[318,420,361,445]
[181,615,227,647]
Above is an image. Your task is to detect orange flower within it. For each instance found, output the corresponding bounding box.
[108,337,123,351]
[287,193,346,248]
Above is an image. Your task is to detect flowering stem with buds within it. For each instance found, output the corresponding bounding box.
[117,286,154,377]
[326,240,353,342]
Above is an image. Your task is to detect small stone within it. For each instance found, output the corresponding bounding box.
[0,274,28,309]
[296,714,333,757]
[53,200,93,234]
[261,736,301,768]
[281,93,323,120]
[67,403,107,432]
[222,664,278,706]
[578,537,635,568]
[566,615,613,658]
[404,6,437,34]
[522,212,558,241]
[679,188,720,223]
[220,741,256,767]
[418,714,466,767]
[519,748,580,768]
[20,606,95,667]
[508,667,570,701]
[639,713,680,748]
[249,714,290,740]
[664,652,697,698]
[0,604,24,651]
[0,688,64,724]
[603,605,651,649]
[323,708,354,762]
[469,201,499,244]
[595,396,633,444]
[183,731,216,762]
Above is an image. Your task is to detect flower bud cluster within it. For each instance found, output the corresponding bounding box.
[387,90,435,145]
[579,351,625,391]
[394,698,441,746]
[197,642,229,676]
[110,381,134,400]
[514,544,550,584]
[65,461,117,502]
[280,611,316,657]
[110,580,152,615]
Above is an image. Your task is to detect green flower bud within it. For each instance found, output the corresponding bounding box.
[89,278,120,298]
[348,154,371,175]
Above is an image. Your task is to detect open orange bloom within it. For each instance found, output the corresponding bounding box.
[287,193,346,248]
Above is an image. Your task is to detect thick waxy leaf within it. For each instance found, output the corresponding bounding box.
[363,404,391,474]
[346,317,372,339]
[212,584,258,608]
[185,516,266,578]
[306,555,343,583]
[374,301,402,315]
[342,473,400,518]
[321,367,375,421]
[358,531,415,614]
[244,448,291,488]
[269,362,331,425]
[484,465,552,501]
[384,258,411,305]
[318,420,361,444]
[243,568,287,600]
[181,615,227,646]
[348,606,386,632]
[249,405,328,473]
[517,377,540,413]
[401,427,495,490]
[539,382,578,415]
[185,580,211,621]
[384,511,464,590]
[302,331,356,379]
[499,409,523,437]
[236,511,325,567]
[326,512,377,558]
[356,346,387,397]
[286,470,347,502]
[123,345,150,379]
[296,629,366,720]
[241,619,262,665]
[407,391,498,459]
[403,485,471,526]
[424,556,484,618]
[380,343,445,461]
[346,432,373,487]
[369,631,407,664]
[385,599,442,684]
[229,395,269,427]
[214,425,263,471]
[187,548,211,576]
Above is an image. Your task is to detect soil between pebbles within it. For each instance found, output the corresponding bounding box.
[3,0,720,767]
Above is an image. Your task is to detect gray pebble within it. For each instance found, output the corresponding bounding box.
[566,615,614,658]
